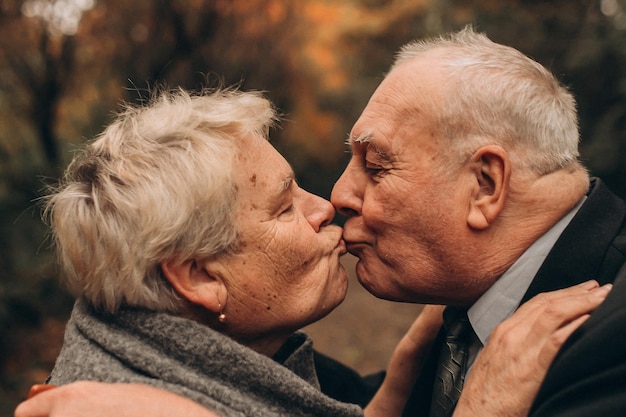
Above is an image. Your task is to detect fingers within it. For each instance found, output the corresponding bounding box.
[520,279,599,307]
[486,280,611,375]
[549,314,590,347]
[412,305,445,334]
[15,391,53,417]
[496,280,610,336]
[27,385,57,399]
[490,279,611,373]
[512,280,598,317]
[420,304,446,319]
[532,282,610,331]
[536,314,590,369]
[398,305,444,349]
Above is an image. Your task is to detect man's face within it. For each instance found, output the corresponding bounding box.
[331,59,480,305]
[215,136,348,345]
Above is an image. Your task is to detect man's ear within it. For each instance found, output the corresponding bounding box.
[160,259,225,313]
[467,145,510,230]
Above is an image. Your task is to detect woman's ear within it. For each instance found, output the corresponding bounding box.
[160,259,225,313]
[467,145,510,230]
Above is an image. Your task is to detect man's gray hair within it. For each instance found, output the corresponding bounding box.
[392,26,581,175]
[44,88,277,313]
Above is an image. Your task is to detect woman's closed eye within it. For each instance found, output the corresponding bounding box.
[277,205,295,220]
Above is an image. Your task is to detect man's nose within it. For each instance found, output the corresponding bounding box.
[331,166,362,218]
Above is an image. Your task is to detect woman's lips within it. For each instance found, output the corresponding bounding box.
[336,238,347,255]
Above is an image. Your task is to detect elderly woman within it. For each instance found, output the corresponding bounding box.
[17,88,609,417]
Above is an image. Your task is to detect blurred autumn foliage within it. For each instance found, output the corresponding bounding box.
[1,0,626,412]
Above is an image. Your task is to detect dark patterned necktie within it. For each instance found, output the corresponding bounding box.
[429,307,471,417]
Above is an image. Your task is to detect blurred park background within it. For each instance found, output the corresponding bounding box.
[1,0,626,413]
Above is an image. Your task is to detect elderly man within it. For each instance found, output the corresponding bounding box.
[331,26,626,416]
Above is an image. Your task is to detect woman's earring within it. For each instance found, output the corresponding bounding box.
[218,303,227,323]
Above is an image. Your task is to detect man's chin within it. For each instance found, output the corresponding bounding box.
[354,260,392,299]
[355,262,420,302]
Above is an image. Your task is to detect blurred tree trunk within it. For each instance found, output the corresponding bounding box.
[0,5,76,167]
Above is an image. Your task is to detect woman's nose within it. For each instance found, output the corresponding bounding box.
[331,163,363,218]
[304,192,336,232]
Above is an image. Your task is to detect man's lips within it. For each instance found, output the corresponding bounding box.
[344,240,370,254]
[341,221,372,253]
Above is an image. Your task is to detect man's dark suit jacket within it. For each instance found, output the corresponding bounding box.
[401,178,626,416]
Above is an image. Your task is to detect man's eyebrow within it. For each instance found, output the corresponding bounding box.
[345,131,373,147]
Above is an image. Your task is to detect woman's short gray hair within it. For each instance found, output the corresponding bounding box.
[393,26,581,175]
[44,88,277,313]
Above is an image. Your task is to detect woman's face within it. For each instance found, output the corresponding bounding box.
[215,136,348,352]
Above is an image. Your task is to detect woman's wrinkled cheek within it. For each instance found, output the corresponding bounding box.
[273,242,318,281]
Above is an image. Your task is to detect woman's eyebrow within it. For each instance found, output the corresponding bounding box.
[271,173,294,201]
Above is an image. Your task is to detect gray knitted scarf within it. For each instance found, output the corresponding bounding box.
[49,299,364,417]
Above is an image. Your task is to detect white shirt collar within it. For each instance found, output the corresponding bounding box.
[467,196,586,346]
